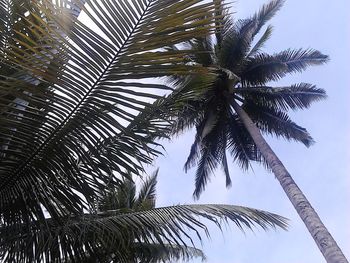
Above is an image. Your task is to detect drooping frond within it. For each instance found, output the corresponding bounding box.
[243,103,314,147]
[131,243,206,263]
[241,49,329,85]
[235,83,327,111]
[184,132,202,172]
[226,112,257,170]
[165,74,218,136]
[193,112,228,199]
[193,142,220,199]
[0,0,221,224]
[0,204,288,262]
[221,150,232,188]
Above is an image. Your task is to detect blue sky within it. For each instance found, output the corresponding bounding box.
[151,0,350,262]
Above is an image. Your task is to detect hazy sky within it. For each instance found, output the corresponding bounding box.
[151,0,350,262]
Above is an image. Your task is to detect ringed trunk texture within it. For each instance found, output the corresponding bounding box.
[231,100,348,263]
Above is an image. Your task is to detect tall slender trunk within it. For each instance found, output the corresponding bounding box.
[231,99,348,263]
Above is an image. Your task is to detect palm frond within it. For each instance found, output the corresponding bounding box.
[213,0,233,49]
[0,204,288,262]
[217,0,283,71]
[247,25,273,57]
[193,144,219,199]
[226,113,257,170]
[184,133,202,172]
[235,83,327,111]
[217,18,253,71]
[0,0,221,224]
[168,75,217,136]
[134,169,158,211]
[193,113,228,199]
[99,176,137,213]
[131,242,206,263]
[221,150,232,188]
[243,103,314,147]
[251,0,284,35]
[241,49,329,85]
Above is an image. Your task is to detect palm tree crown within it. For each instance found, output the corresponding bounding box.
[160,1,348,263]
[169,0,328,197]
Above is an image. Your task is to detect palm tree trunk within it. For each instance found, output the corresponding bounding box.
[231,99,348,263]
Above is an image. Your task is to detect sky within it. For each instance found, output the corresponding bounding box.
[149,0,350,262]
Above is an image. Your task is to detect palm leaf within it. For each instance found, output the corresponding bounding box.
[184,132,202,172]
[221,149,232,188]
[243,102,314,147]
[213,0,233,49]
[247,25,273,57]
[0,0,221,224]
[235,83,327,110]
[193,113,227,199]
[0,204,288,262]
[251,0,284,35]
[217,0,283,71]
[134,168,159,210]
[241,49,329,85]
[226,113,256,170]
[130,242,206,263]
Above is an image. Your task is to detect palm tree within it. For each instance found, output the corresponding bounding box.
[158,0,348,262]
[0,169,288,262]
[0,0,289,262]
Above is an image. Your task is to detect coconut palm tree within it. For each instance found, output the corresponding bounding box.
[0,0,289,262]
[0,169,288,262]
[156,0,347,262]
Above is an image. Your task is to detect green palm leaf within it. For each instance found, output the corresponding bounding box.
[134,169,158,210]
[0,204,288,262]
[0,0,221,224]
[247,25,273,57]
[241,49,329,85]
[130,242,206,263]
[242,103,314,147]
[235,83,327,110]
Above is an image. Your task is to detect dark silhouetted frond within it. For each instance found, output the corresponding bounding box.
[247,25,273,57]
[0,204,288,262]
[217,0,283,71]
[131,243,206,263]
[242,49,329,85]
[0,0,221,225]
[235,83,327,111]
[226,113,256,170]
[221,150,232,188]
[134,169,159,211]
[251,0,284,34]
[243,103,314,147]
[193,112,228,198]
